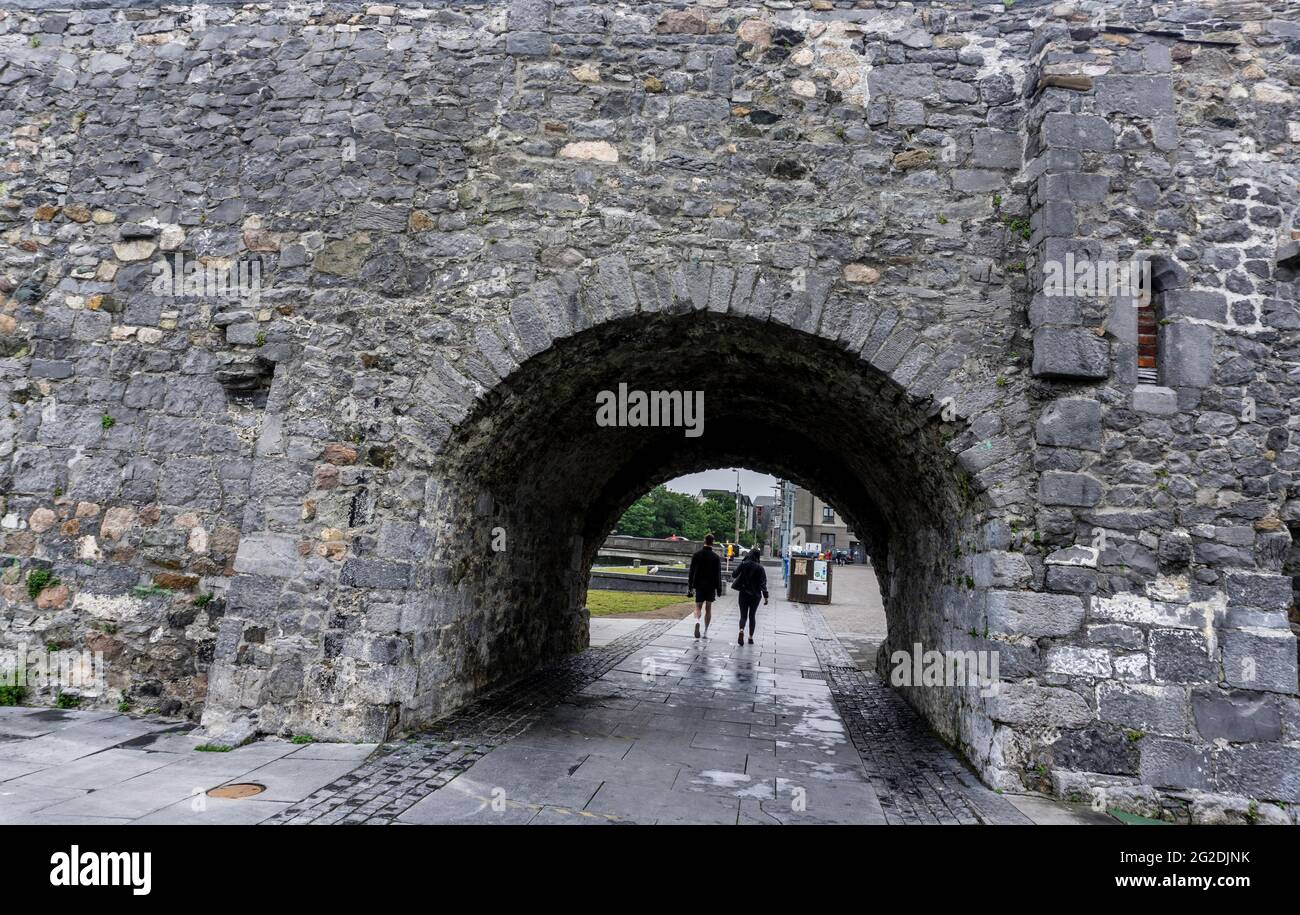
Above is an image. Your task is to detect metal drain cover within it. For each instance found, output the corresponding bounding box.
[207,782,266,799]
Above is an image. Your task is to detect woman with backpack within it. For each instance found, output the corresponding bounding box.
[730,548,769,645]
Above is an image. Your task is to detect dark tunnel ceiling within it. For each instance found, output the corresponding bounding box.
[446,311,971,549]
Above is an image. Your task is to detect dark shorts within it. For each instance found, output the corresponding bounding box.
[694,588,717,603]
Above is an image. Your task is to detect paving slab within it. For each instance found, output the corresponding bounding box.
[9,748,180,790]
[590,617,654,647]
[0,782,88,819]
[770,776,888,824]
[0,714,167,765]
[285,742,379,762]
[571,755,682,791]
[585,781,742,825]
[34,765,228,820]
[621,738,751,774]
[398,776,548,825]
[222,757,370,803]
[133,796,292,825]
[156,746,301,779]
[511,725,634,759]
[0,707,120,739]
[0,758,48,783]
[672,767,777,801]
[2,813,134,825]
[527,805,615,825]
[1006,793,1118,825]
[110,726,203,754]
[24,743,308,821]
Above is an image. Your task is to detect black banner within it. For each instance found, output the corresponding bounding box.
[10,824,1285,900]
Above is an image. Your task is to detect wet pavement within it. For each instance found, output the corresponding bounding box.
[398,603,889,824]
[392,603,887,824]
[816,563,889,671]
[2,584,1106,825]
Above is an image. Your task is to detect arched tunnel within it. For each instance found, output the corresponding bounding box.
[421,309,990,756]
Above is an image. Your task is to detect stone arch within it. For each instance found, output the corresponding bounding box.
[197,247,1050,787]
[355,291,1037,774]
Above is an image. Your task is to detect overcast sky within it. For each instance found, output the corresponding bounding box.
[664,468,781,501]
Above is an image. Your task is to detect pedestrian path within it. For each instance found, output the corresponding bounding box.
[2,594,1104,825]
[392,592,1090,825]
[395,601,888,824]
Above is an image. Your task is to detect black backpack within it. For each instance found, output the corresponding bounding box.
[733,560,762,595]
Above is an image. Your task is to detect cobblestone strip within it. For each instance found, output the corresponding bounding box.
[800,605,1031,826]
[266,620,677,825]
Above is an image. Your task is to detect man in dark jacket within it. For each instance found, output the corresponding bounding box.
[731,548,769,645]
[687,534,723,639]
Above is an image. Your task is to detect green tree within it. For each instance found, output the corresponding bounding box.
[615,485,701,538]
[691,493,737,542]
[651,487,700,537]
[616,498,656,537]
[615,486,758,545]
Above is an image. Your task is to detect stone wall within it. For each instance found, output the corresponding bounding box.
[0,0,1297,823]
[588,570,689,593]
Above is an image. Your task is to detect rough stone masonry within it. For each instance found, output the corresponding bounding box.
[0,0,1297,824]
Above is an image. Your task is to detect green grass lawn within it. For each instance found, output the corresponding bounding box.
[592,565,685,575]
[586,589,686,616]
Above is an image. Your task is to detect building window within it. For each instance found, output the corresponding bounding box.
[1137,285,1158,383]
[822,506,834,522]
[1138,255,1182,385]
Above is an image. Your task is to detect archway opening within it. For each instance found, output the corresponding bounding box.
[420,310,997,771]
[589,468,889,672]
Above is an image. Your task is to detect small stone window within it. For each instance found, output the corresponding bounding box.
[1136,283,1159,383]
[822,506,835,522]
[1136,255,1183,385]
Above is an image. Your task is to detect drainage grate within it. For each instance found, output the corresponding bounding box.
[800,669,826,679]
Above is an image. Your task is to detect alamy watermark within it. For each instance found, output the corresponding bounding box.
[151,253,262,305]
[595,383,704,438]
[0,643,105,695]
[889,643,1000,697]
[1042,253,1151,300]
[49,846,151,895]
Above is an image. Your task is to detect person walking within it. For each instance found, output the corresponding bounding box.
[730,547,768,645]
[687,534,723,639]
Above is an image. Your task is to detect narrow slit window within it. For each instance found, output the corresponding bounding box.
[1137,255,1179,385]
[1136,285,1159,384]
